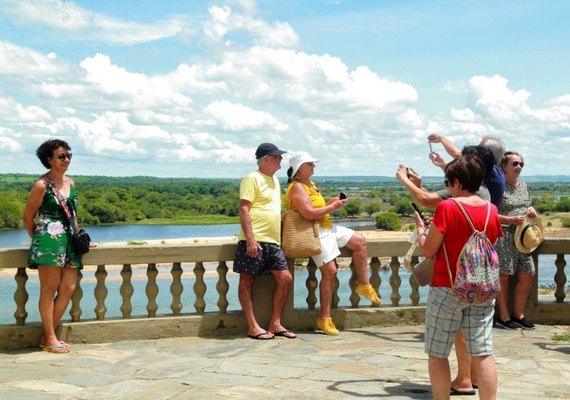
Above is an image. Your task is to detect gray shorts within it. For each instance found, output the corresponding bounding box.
[425,287,495,358]
[233,241,288,276]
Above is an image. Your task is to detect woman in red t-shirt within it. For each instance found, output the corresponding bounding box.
[415,155,503,399]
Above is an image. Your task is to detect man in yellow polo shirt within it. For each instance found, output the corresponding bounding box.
[233,143,296,340]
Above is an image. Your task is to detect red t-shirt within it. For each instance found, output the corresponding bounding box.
[431,199,503,287]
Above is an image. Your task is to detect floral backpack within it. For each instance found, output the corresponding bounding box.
[442,199,500,304]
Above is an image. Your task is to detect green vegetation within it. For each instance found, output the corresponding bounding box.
[127,241,148,246]
[1,173,569,230]
[375,212,402,231]
[552,333,570,342]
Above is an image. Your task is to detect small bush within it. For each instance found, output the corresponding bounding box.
[375,212,402,231]
[561,217,570,229]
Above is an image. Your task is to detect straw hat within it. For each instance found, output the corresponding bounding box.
[514,215,545,253]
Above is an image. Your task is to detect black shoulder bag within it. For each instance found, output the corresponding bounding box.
[44,176,91,255]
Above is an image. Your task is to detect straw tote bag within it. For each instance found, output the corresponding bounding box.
[281,191,321,258]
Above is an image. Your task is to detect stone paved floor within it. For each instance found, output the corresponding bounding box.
[0,324,569,399]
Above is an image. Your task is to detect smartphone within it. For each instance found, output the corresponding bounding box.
[339,192,347,200]
[411,202,428,224]
[428,142,434,156]
[406,167,415,178]
[411,202,422,215]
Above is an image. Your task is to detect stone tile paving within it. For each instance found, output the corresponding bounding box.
[0,324,568,399]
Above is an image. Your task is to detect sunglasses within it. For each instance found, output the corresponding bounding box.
[55,152,73,161]
[512,161,524,168]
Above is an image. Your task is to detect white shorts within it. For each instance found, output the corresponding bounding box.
[311,225,355,267]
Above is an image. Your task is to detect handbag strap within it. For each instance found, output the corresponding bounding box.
[443,199,491,285]
[43,175,78,233]
[288,181,319,238]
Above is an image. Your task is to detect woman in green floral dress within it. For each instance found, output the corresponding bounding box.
[23,139,83,354]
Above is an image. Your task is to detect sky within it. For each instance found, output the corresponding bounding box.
[0,0,569,179]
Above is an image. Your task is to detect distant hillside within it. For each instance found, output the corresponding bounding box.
[2,173,569,184]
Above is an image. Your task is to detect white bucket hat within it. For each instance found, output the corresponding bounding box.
[288,151,319,178]
[514,215,545,253]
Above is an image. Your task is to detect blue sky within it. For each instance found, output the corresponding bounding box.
[0,0,569,178]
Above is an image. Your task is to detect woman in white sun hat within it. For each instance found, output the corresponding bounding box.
[495,151,544,331]
[285,151,381,336]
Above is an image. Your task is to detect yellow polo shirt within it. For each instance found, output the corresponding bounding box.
[238,170,282,244]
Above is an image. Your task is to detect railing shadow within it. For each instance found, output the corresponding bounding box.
[328,378,431,398]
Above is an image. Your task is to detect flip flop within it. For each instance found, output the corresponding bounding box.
[450,387,476,396]
[39,340,70,350]
[272,330,297,339]
[247,332,274,340]
[42,344,70,354]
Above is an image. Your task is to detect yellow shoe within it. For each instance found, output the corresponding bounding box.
[316,317,340,336]
[355,283,381,306]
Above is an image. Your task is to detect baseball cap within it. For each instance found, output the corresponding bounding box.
[255,143,287,159]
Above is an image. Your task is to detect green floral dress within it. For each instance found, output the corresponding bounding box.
[28,180,83,270]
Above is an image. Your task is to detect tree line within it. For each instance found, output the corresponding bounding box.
[0,173,568,229]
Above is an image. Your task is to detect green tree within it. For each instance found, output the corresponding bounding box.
[365,202,381,217]
[0,197,22,228]
[344,199,362,218]
[392,199,414,216]
[555,197,570,212]
[375,212,402,231]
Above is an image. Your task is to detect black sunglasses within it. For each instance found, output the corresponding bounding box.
[512,161,524,168]
[56,152,73,161]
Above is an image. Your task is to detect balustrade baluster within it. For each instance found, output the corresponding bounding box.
[216,261,229,313]
[369,257,382,305]
[193,262,206,314]
[554,254,567,303]
[349,260,359,307]
[94,264,108,320]
[332,261,340,309]
[389,256,402,306]
[13,267,28,325]
[120,264,134,318]
[70,269,83,321]
[409,256,420,305]
[170,262,183,315]
[145,263,159,317]
[305,259,318,310]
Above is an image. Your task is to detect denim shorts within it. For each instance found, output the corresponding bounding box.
[425,287,495,358]
[233,241,288,276]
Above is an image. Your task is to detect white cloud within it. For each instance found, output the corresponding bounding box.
[0,40,67,75]
[204,5,298,49]
[0,0,185,44]
[204,100,288,131]
[0,1,569,177]
[450,108,476,122]
[0,130,22,152]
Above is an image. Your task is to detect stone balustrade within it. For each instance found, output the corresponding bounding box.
[0,236,568,349]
